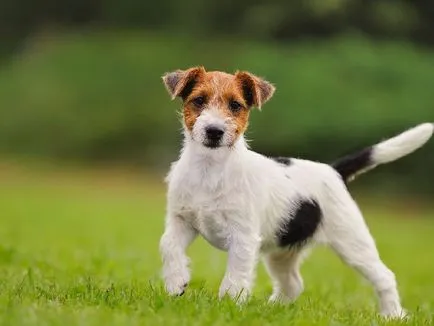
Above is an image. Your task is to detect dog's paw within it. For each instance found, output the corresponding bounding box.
[218,278,250,304]
[381,307,408,320]
[268,292,290,304]
[165,280,188,296]
[164,273,189,296]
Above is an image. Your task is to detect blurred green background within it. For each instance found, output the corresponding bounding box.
[1,0,434,194]
[0,0,433,193]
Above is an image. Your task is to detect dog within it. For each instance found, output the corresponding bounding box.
[159,66,433,318]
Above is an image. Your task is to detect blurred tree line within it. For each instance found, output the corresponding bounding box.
[0,0,433,193]
[1,0,434,48]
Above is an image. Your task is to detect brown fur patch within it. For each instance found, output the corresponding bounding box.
[232,107,250,136]
[183,71,252,136]
[162,67,205,99]
[183,103,202,132]
[163,67,275,142]
[235,71,275,108]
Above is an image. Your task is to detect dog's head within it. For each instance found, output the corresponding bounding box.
[162,66,275,149]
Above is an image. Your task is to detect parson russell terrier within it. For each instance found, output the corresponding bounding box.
[159,66,433,318]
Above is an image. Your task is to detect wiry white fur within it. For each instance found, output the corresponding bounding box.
[191,106,236,148]
[372,123,433,164]
[160,123,432,318]
[344,123,433,182]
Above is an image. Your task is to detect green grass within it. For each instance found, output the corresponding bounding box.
[0,163,433,325]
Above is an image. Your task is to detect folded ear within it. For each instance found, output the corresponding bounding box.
[235,71,275,109]
[162,66,205,100]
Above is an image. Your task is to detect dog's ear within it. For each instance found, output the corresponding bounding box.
[235,71,275,109]
[162,66,205,100]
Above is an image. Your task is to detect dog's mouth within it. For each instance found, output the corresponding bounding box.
[203,139,222,149]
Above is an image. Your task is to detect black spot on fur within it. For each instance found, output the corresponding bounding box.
[271,157,292,166]
[331,147,373,182]
[277,199,322,248]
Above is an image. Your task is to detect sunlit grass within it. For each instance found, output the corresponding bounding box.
[0,164,433,325]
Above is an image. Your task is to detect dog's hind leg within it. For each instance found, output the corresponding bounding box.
[322,190,405,318]
[263,250,305,303]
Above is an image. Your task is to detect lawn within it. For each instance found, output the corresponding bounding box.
[0,163,433,325]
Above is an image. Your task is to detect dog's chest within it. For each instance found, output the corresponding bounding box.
[169,170,248,251]
[182,191,245,250]
[192,209,231,251]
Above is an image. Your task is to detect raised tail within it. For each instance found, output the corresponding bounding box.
[332,123,433,183]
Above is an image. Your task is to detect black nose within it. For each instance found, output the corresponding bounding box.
[205,126,224,141]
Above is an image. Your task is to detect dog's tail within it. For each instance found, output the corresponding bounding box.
[332,123,433,183]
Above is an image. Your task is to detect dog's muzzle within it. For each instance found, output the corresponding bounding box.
[204,125,225,148]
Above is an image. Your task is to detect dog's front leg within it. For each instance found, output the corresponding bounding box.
[160,213,197,296]
[219,228,260,303]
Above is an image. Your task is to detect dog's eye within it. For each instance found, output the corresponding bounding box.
[192,96,205,108]
[229,100,242,112]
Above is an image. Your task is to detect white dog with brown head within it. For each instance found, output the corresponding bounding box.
[159,66,433,318]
